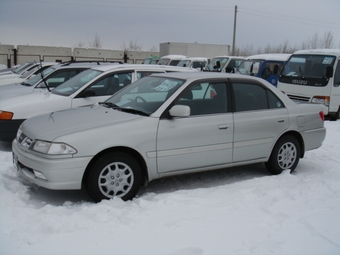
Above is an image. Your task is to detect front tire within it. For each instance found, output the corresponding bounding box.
[265,135,300,175]
[85,152,142,202]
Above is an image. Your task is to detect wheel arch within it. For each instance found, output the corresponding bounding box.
[277,130,305,158]
[82,146,149,187]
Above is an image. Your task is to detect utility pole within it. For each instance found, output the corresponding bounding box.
[232,5,237,56]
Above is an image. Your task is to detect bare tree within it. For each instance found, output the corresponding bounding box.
[300,31,335,49]
[74,42,86,48]
[149,45,158,52]
[322,31,334,48]
[235,44,255,56]
[121,39,142,51]
[234,31,338,56]
[88,34,103,48]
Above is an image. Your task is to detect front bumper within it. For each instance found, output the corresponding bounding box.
[12,139,92,190]
[0,119,25,142]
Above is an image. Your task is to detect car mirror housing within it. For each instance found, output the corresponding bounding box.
[79,89,96,98]
[169,105,190,117]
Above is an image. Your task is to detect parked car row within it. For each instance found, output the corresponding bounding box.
[0,63,197,142]
[0,61,117,100]
[0,62,58,86]
[0,54,330,203]
[148,53,291,87]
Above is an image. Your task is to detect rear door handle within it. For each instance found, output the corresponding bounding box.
[218,125,230,129]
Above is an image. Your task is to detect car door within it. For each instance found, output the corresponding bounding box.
[156,80,234,173]
[231,80,289,162]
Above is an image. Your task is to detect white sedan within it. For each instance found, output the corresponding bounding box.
[12,72,326,202]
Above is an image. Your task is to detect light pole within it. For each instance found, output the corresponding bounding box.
[232,5,237,55]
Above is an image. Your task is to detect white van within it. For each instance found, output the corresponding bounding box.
[277,49,340,120]
[203,56,244,73]
[236,54,291,86]
[176,57,209,70]
[157,55,187,66]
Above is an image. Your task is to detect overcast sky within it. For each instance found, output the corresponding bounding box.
[0,0,339,51]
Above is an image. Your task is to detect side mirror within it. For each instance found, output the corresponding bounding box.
[169,105,190,117]
[326,66,333,78]
[79,89,96,98]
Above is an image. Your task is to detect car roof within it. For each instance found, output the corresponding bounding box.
[149,71,261,81]
[180,57,208,61]
[50,61,120,70]
[160,55,187,59]
[90,64,197,72]
[212,56,244,59]
[245,53,291,61]
[292,49,340,56]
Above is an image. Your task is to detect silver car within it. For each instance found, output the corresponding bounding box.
[12,72,326,202]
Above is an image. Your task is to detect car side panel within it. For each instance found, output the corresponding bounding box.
[232,108,289,162]
[156,113,234,173]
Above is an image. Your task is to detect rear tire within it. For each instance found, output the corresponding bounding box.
[85,152,142,202]
[265,135,300,175]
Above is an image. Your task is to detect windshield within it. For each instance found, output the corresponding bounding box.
[143,58,152,64]
[19,66,39,78]
[177,60,191,67]
[206,57,229,71]
[104,76,185,115]
[237,60,263,76]
[281,54,335,78]
[52,69,102,96]
[157,58,170,65]
[21,65,56,86]
[12,62,33,74]
[143,57,159,64]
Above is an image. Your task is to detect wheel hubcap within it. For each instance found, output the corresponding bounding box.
[98,162,134,198]
[277,142,297,169]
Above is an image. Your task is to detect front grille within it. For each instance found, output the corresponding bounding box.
[287,94,310,102]
[18,160,34,175]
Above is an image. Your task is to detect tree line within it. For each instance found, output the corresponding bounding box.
[234,31,338,56]
[77,31,339,56]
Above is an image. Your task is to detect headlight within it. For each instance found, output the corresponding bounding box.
[311,96,330,106]
[32,140,77,155]
[16,128,23,142]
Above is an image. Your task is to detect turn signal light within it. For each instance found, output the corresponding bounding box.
[0,111,14,120]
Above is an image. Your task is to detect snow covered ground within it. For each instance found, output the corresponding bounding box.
[0,121,339,255]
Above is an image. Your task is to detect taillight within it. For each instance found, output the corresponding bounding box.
[319,111,325,121]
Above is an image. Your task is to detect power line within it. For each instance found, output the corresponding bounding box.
[240,7,339,30]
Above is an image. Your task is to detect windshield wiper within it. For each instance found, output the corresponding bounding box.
[119,108,149,116]
[99,102,149,116]
[98,102,120,109]
[39,61,51,92]
[298,66,304,78]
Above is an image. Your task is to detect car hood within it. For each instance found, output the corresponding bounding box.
[21,104,142,141]
[0,83,37,100]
